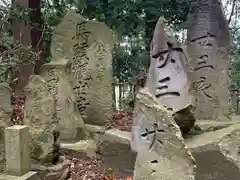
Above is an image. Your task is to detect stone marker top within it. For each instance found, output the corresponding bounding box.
[187,0,230,47]
[41,58,68,69]
[6,125,28,130]
[51,10,116,62]
[150,17,182,57]
[5,125,30,176]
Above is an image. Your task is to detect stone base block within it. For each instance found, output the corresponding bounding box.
[61,140,97,157]
[0,171,37,180]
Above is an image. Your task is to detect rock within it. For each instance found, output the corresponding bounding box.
[173,106,196,136]
[218,129,240,169]
[184,121,240,180]
[40,62,90,142]
[52,10,115,126]
[44,165,70,180]
[185,122,240,149]
[61,140,97,158]
[187,0,230,120]
[45,172,62,180]
[85,124,106,134]
[59,166,70,180]
[104,128,131,144]
[131,88,196,180]
[24,75,55,163]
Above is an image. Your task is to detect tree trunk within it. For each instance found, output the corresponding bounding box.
[10,0,43,94]
[30,0,44,74]
[11,0,33,95]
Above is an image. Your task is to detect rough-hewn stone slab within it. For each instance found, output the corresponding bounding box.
[5,125,30,176]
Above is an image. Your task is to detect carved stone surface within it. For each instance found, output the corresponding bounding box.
[5,125,30,176]
[131,88,196,180]
[187,0,230,120]
[40,62,90,142]
[147,17,195,133]
[218,129,240,169]
[24,75,55,162]
[52,10,115,126]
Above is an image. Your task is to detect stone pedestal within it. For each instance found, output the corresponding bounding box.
[0,125,37,180]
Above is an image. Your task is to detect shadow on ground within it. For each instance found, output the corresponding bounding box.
[101,142,240,180]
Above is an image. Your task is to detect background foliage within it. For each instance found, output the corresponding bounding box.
[0,0,240,85]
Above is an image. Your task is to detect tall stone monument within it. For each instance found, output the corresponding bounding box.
[146,17,195,134]
[187,0,230,121]
[131,17,196,180]
[51,10,115,126]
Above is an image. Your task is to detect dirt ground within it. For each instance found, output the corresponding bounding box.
[1,141,239,180]
[101,142,240,180]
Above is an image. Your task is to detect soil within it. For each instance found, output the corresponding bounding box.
[100,142,240,180]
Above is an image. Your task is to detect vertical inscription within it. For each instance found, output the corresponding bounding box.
[71,21,92,115]
[140,122,164,151]
[191,35,215,99]
[45,68,60,122]
[46,68,59,96]
[151,43,183,100]
[95,42,108,79]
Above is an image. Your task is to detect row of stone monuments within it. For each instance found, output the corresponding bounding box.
[0,9,116,166]
[131,0,239,179]
[0,0,239,179]
[22,10,116,162]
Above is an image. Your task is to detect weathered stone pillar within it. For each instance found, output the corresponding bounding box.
[51,10,115,126]
[0,125,37,180]
[187,0,230,121]
[131,18,196,180]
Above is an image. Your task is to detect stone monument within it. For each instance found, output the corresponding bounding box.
[51,10,115,126]
[24,75,55,163]
[40,60,90,142]
[187,0,230,121]
[146,17,195,134]
[0,125,37,180]
[131,17,197,180]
